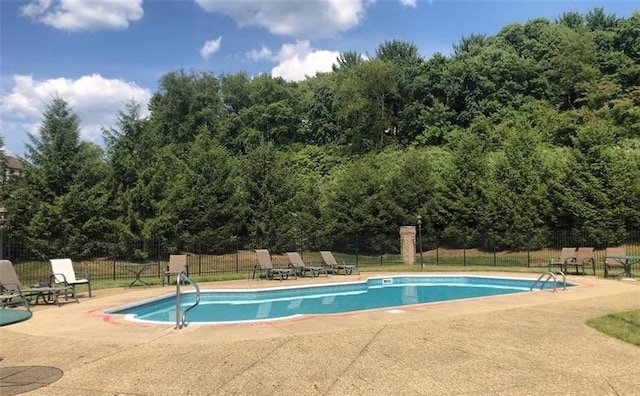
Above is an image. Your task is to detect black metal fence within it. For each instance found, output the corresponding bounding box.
[6,230,640,285]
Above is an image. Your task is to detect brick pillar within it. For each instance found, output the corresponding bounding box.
[400,226,417,265]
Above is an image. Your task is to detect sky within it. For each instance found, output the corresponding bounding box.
[1,0,638,157]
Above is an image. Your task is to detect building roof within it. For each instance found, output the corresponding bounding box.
[6,156,23,170]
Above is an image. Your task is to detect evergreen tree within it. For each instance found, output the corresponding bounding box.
[18,97,110,257]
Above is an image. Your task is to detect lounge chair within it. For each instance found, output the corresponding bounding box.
[566,247,594,275]
[320,251,358,275]
[286,252,328,277]
[604,247,627,278]
[254,250,295,280]
[547,247,576,273]
[50,258,92,297]
[0,264,31,311]
[1,260,76,307]
[0,292,31,312]
[163,254,188,286]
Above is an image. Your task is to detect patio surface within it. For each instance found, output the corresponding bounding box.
[1,272,640,395]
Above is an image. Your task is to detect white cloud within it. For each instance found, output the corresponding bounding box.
[399,0,418,7]
[1,74,152,151]
[246,46,274,62]
[271,41,339,82]
[200,37,222,59]
[20,0,143,31]
[195,0,366,39]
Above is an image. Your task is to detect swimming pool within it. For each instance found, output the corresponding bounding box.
[106,275,574,325]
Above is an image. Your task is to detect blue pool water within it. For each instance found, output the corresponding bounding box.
[106,275,574,325]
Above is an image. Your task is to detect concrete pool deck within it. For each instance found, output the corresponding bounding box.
[2,272,640,395]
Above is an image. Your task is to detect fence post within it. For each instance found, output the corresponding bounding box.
[197,241,202,276]
[463,246,467,267]
[355,234,359,266]
[156,237,161,278]
[233,236,239,273]
[493,231,497,267]
[112,240,116,281]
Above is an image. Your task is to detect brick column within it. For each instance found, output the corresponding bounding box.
[400,226,417,265]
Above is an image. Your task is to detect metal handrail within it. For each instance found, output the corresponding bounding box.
[530,271,566,292]
[175,271,200,330]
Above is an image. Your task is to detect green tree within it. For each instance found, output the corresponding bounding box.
[378,147,453,238]
[221,75,303,152]
[442,131,488,247]
[614,11,640,62]
[332,51,362,71]
[555,117,620,243]
[548,25,599,109]
[239,142,297,250]
[333,59,399,153]
[483,123,549,249]
[320,155,388,238]
[375,40,425,146]
[103,101,159,254]
[148,70,225,146]
[18,97,110,257]
[298,72,342,146]
[158,132,245,250]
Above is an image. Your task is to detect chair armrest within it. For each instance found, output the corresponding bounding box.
[49,274,64,286]
[51,272,69,284]
[0,283,22,293]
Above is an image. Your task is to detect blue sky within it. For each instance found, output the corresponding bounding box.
[1,0,638,157]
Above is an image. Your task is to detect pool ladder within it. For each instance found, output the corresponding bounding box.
[530,271,566,292]
[175,271,200,330]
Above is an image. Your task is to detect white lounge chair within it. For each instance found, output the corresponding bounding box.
[50,258,92,297]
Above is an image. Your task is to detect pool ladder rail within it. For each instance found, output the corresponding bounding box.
[530,271,567,292]
[175,271,200,330]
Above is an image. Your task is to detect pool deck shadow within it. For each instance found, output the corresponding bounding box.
[2,272,640,395]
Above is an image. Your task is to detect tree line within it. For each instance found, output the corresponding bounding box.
[2,8,640,260]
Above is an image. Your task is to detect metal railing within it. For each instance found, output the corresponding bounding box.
[530,271,566,292]
[175,271,200,330]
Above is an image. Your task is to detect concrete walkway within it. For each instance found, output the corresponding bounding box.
[2,272,640,395]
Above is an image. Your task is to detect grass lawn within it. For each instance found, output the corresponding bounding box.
[587,310,640,347]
